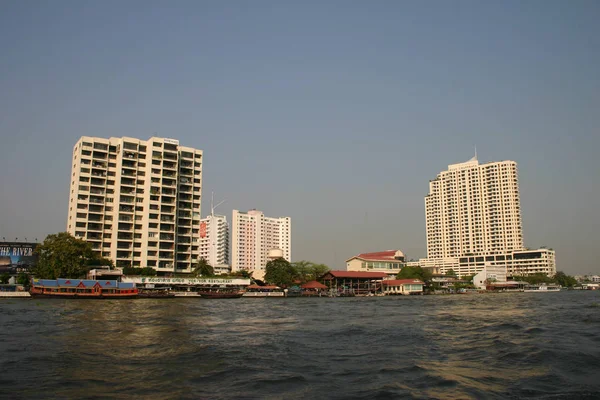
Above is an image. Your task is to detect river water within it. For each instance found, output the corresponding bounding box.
[1,291,600,399]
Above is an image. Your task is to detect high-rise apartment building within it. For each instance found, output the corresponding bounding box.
[198,214,229,267]
[425,156,523,259]
[67,136,203,273]
[421,156,555,277]
[231,210,291,280]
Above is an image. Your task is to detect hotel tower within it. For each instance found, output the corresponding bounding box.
[67,136,203,273]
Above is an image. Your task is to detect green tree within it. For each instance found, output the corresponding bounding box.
[516,273,554,285]
[0,273,10,284]
[122,267,157,276]
[446,269,457,277]
[227,269,253,279]
[309,263,330,281]
[17,272,31,289]
[291,260,313,282]
[194,258,214,277]
[290,261,331,282]
[264,258,297,288]
[32,232,97,279]
[396,266,432,283]
[554,271,577,288]
[86,257,114,269]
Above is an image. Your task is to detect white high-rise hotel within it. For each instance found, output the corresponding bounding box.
[67,136,202,273]
[231,210,291,280]
[421,156,555,277]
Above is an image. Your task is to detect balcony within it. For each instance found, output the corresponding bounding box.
[119,205,134,213]
[160,234,174,241]
[163,161,176,170]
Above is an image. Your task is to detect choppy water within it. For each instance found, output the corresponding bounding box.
[1,291,600,399]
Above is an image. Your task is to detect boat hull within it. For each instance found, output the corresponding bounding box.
[29,293,139,299]
[198,292,243,299]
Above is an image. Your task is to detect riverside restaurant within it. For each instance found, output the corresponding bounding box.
[320,271,388,296]
[120,277,251,294]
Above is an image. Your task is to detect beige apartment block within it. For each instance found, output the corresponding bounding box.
[425,156,523,259]
[421,156,556,277]
[231,209,291,281]
[66,136,202,274]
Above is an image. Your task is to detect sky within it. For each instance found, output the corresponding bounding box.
[0,1,599,274]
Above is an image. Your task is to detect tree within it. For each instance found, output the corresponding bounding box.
[446,269,457,277]
[231,269,253,279]
[122,267,157,276]
[86,257,114,269]
[396,266,432,283]
[17,272,31,289]
[0,273,10,284]
[290,261,331,282]
[194,258,214,277]
[309,263,330,281]
[32,232,97,279]
[264,258,297,288]
[554,271,577,288]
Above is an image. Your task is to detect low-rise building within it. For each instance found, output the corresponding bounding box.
[382,279,424,295]
[472,265,507,290]
[346,250,406,276]
[414,248,555,278]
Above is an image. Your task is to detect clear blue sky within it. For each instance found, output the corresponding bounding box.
[1,1,598,274]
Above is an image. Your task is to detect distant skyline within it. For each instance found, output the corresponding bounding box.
[1,1,599,274]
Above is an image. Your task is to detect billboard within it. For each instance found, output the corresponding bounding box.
[200,222,207,239]
[0,243,38,274]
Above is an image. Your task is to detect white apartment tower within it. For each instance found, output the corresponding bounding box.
[67,136,203,273]
[231,210,291,280]
[425,156,523,259]
[198,214,229,267]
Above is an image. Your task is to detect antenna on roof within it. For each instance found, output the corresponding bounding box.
[474,145,478,161]
[211,191,226,217]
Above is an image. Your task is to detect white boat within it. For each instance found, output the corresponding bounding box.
[524,283,561,292]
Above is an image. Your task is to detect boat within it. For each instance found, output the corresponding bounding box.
[30,278,138,299]
[523,283,561,293]
[197,290,244,299]
[138,289,176,298]
[242,285,285,297]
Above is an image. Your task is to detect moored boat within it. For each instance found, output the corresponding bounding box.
[30,278,138,299]
[198,290,244,299]
[523,283,561,293]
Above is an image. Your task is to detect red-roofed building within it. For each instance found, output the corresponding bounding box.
[346,250,406,276]
[382,279,424,295]
[320,270,389,296]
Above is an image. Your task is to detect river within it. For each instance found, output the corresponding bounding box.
[1,291,600,399]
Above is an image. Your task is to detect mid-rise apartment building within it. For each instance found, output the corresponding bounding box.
[231,209,291,280]
[67,136,202,274]
[198,214,229,268]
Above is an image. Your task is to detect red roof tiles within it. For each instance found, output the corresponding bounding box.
[346,250,404,262]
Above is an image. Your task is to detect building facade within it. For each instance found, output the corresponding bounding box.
[421,156,555,277]
[346,250,405,276]
[66,136,202,274]
[198,214,229,268]
[425,157,523,259]
[231,209,291,280]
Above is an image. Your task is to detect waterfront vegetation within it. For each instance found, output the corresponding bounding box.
[32,232,113,279]
[514,271,578,288]
[264,259,331,288]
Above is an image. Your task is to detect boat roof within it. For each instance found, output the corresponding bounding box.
[33,279,135,289]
